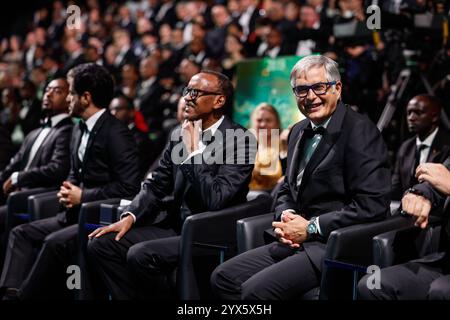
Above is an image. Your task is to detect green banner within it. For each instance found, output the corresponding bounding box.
[233,55,305,129]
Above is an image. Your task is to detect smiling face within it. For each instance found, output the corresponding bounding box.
[294,65,341,125]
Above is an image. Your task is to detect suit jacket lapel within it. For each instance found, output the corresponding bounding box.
[287,128,305,200]
[20,128,43,170]
[81,111,108,170]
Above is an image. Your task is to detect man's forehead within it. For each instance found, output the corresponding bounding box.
[47,81,68,90]
[295,66,327,84]
[407,98,427,110]
[189,73,216,88]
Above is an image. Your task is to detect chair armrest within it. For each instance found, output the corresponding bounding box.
[7,187,58,215]
[324,215,414,267]
[79,198,122,226]
[373,215,443,268]
[178,194,272,300]
[236,212,274,254]
[27,191,61,221]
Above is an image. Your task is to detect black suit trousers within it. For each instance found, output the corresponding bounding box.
[210,241,321,300]
[0,216,69,290]
[87,225,177,300]
[358,260,450,300]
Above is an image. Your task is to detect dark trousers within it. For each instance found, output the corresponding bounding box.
[0,215,78,299]
[87,225,178,300]
[210,241,321,300]
[358,259,450,300]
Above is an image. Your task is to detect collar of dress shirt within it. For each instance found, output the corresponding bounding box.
[416,126,438,148]
[203,115,224,135]
[49,113,70,127]
[310,115,332,130]
[85,109,106,133]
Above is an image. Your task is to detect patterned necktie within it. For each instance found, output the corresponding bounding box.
[296,126,325,188]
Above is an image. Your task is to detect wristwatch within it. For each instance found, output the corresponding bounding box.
[306,216,318,238]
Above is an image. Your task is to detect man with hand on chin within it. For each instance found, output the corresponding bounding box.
[211,54,391,300]
[87,70,256,300]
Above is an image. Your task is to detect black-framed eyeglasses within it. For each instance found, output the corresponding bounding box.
[182,87,223,100]
[292,81,336,98]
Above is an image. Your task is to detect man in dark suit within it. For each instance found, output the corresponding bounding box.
[0,127,14,183]
[109,94,156,179]
[87,70,256,300]
[358,158,450,300]
[0,78,73,230]
[0,63,140,300]
[210,54,391,300]
[134,56,165,131]
[391,94,450,200]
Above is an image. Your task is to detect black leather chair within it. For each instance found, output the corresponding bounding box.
[90,193,273,300]
[236,212,415,299]
[178,193,273,299]
[372,215,444,269]
[3,188,59,248]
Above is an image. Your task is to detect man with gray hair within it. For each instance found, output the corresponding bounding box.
[211,54,391,299]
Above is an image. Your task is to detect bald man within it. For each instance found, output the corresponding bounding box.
[391,94,450,200]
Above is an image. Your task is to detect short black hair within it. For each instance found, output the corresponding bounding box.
[68,63,114,109]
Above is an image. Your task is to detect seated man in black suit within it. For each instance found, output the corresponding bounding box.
[109,93,158,180]
[210,54,391,300]
[0,78,73,232]
[0,127,14,204]
[392,94,450,200]
[358,158,450,300]
[87,70,256,300]
[0,63,140,300]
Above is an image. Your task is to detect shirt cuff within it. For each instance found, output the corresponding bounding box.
[280,209,296,220]
[11,172,19,186]
[120,211,136,224]
[315,216,323,236]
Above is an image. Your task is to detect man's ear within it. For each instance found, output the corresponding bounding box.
[81,92,91,108]
[214,95,226,109]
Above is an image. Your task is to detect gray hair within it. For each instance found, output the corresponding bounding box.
[290,55,341,87]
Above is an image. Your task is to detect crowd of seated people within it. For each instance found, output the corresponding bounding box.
[0,1,449,301]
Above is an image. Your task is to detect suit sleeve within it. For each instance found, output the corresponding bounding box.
[0,135,29,184]
[16,125,72,188]
[318,118,391,238]
[125,135,176,221]
[80,123,141,202]
[274,124,300,220]
[179,128,255,211]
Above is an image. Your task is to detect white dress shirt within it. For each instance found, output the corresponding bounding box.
[416,127,439,164]
[78,109,106,162]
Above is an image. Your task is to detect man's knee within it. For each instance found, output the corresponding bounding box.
[87,233,116,259]
[10,223,30,240]
[126,242,162,273]
[210,263,238,297]
[428,275,450,300]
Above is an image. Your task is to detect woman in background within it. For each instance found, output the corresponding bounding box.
[248,103,284,197]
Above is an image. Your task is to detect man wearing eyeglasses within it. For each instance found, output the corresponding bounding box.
[87,70,256,299]
[211,54,391,300]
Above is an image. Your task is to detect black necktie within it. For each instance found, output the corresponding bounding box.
[412,144,427,184]
[40,118,52,128]
[79,121,87,134]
